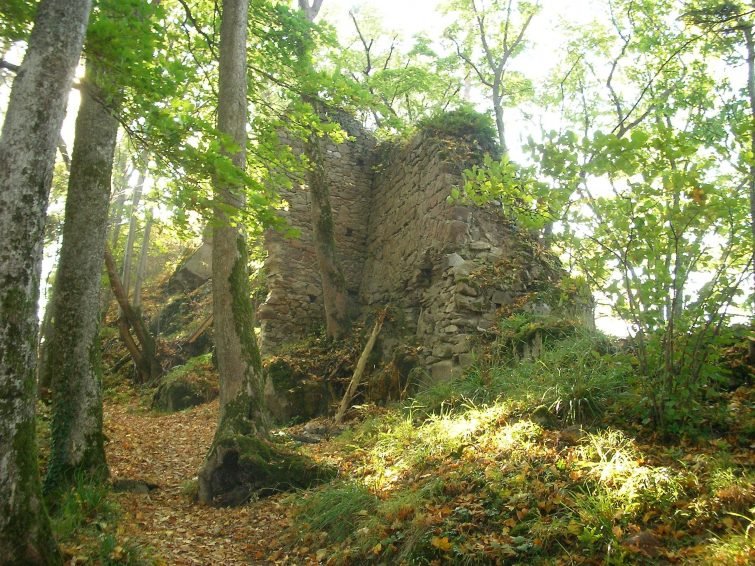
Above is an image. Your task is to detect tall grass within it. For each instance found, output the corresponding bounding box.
[412,329,634,425]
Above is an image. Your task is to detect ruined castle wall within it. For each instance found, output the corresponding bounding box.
[259,124,564,380]
[360,133,546,379]
[258,119,374,351]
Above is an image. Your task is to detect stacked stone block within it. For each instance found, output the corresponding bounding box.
[259,123,557,379]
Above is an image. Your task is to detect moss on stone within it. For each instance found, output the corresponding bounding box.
[267,358,299,390]
[417,106,499,157]
[152,354,219,412]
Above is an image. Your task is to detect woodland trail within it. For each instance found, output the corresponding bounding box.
[105,398,307,565]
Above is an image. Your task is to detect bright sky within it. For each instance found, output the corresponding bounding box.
[323,0,599,38]
[321,0,608,155]
[323,0,600,74]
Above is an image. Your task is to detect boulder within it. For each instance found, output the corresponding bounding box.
[168,241,212,292]
[263,358,331,424]
[152,354,218,412]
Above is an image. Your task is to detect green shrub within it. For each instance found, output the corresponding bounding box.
[418,105,499,155]
[488,330,634,424]
[49,476,151,564]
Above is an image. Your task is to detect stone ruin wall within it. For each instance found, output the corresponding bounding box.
[258,118,374,348]
[259,123,561,380]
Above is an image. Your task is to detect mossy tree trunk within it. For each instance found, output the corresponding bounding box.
[198,0,333,506]
[42,57,118,496]
[199,0,270,505]
[0,1,92,562]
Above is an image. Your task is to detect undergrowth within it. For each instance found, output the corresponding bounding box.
[36,409,152,563]
[286,324,755,565]
[51,476,152,565]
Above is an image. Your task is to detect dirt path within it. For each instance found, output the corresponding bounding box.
[104,399,305,565]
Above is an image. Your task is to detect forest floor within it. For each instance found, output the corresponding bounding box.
[103,393,305,565]
[88,379,754,566]
[41,324,754,566]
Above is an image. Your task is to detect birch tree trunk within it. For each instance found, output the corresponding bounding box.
[42,57,118,496]
[0,0,91,562]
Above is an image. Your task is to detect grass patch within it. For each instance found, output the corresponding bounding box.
[295,481,378,544]
[284,322,754,564]
[51,476,152,564]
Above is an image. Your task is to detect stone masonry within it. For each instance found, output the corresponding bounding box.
[258,119,562,380]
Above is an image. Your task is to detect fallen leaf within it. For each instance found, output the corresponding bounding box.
[431,536,452,552]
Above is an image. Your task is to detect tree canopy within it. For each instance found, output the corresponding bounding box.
[0,0,753,563]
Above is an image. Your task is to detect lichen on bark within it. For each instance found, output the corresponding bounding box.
[0,0,92,561]
[43,56,116,497]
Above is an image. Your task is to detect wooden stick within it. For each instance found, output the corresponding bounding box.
[334,311,385,424]
[187,314,213,344]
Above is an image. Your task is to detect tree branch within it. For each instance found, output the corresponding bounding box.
[177,0,218,58]
[449,34,492,87]
[472,0,496,71]
[606,36,630,127]
[497,6,536,74]
[298,0,324,22]
[0,59,19,73]
[349,10,373,76]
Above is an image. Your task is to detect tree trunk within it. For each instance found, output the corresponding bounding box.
[121,158,146,299]
[0,0,91,562]
[36,259,59,399]
[108,149,130,250]
[492,88,507,155]
[335,313,384,424]
[36,299,54,398]
[743,24,755,364]
[42,57,118,496]
[199,0,270,505]
[100,147,130,317]
[104,247,161,384]
[198,0,332,506]
[132,211,154,310]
